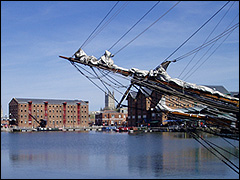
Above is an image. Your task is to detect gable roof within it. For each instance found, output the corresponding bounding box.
[128,91,138,99]
[230,91,239,98]
[139,87,152,97]
[204,85,230,95]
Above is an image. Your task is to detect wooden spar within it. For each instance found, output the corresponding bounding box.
[59,55,72,60]
[152,78,239,106]
[59,55,130,76]
[116,83,133,109]
[59,55,238,127]
[161,107,234,128]
[59,55,239,108]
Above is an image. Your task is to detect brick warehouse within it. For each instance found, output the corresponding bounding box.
[9,98,89,129]
[127,88,197,127]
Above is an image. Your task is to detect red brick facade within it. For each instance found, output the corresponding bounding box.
[95,110,127,126]
[9,98,89,129]
[127,89,164,127]
[127,88,197,127]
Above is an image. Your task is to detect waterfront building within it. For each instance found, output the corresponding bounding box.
[1,115,9,128]
[205,85,231,96]
[89,111,100,126]
[9,98,89,129]
[127,88,164,127]
[95,110,128,126]
[127,88,198,127]
[127,85,235,127]
[230,91,239,98]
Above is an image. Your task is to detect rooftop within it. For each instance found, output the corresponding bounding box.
[204,85,230,95]
[12,98,89,105]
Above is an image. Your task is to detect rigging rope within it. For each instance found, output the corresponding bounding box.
[158,1,230,67]
[184,26,238,81]
[97,68,127,88]
[84,1,129,52]
[74,64,126,93]
[66,2,238,133]
[113,1,180,56]
[189,130,239,174]
[71,62,106,93]
[71,62,130,106]
[204,138,239,158]
[90,67,120,104]
[72,2,120,57]
[108,1,160,52]
[79,2,120,51]
[172,23,239,62]
[183,15,239,80]
[178,1,236,79]
[69,56,238,135]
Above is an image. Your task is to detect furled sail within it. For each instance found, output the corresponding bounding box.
[60,49,239,103]
[60,49,239,129]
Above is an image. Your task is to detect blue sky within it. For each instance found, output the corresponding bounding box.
[1,1,239,116]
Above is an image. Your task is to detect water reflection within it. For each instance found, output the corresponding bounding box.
[2,131,239,179]
[126,132,239,178]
